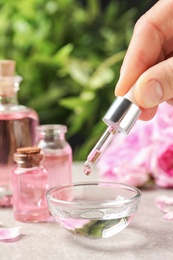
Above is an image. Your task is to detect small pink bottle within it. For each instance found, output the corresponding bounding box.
[35,125,72,188]
[0,60,39,205]
[12,147,49,222]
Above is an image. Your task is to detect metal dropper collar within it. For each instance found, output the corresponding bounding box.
[102,96,141,134]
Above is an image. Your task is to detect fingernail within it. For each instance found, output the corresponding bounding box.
[141,80,163,107]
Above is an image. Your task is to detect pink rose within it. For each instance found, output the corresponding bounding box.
[158,145,173,176]
[155,103,173,130]
[151,103,173,146]
[149,103,173,187]
[151,144,173,188]
[97,102,173,188]
[97,119,153,187]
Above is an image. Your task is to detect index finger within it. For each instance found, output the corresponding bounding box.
[115,0,173,97]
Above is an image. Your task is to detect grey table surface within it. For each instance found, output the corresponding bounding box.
[1,162,173,260]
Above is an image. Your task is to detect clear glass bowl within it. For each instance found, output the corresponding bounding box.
[46,182,141,239]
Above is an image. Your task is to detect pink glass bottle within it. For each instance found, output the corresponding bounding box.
[35,125,72,188]
[12,147,49,222]
[0,60,39,205]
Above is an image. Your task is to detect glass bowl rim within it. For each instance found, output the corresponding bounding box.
[46,181,142,208]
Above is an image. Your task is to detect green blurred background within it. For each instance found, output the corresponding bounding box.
[0,0,157,160]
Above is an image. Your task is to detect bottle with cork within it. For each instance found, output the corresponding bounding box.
[0,60,39,206]
[12,147,49,222]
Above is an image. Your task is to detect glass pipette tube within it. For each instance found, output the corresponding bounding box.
[84,126,116,175]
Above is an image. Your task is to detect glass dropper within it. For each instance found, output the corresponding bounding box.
[84,87,142,175]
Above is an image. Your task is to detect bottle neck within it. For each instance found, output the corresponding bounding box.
[44,133,65,141]
[0,75,22,106]
[0,91,19,105]
[36,125,68,142]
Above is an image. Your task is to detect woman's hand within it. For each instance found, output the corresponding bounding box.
[115,0,173,120]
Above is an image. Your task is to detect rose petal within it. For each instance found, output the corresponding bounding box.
[156,195,173,213]
[42,215,56,223]
[0,187,13,208]
[57,217,90,230]
[0,227,21,242]
[0,195,13,207]
[163,211,173,220]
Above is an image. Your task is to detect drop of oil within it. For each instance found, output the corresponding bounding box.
[84,164,92,175]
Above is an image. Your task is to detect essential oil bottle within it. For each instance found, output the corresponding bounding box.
[12,147,49,222]
[35,125,72,188]
[0,60,39,203]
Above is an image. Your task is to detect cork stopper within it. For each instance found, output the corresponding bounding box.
[14,147,43,168]
[16,147,41,154]
[0,60,15,77]
[0,60,22,96]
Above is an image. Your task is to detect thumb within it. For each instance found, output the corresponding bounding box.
[134,57,173,108]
